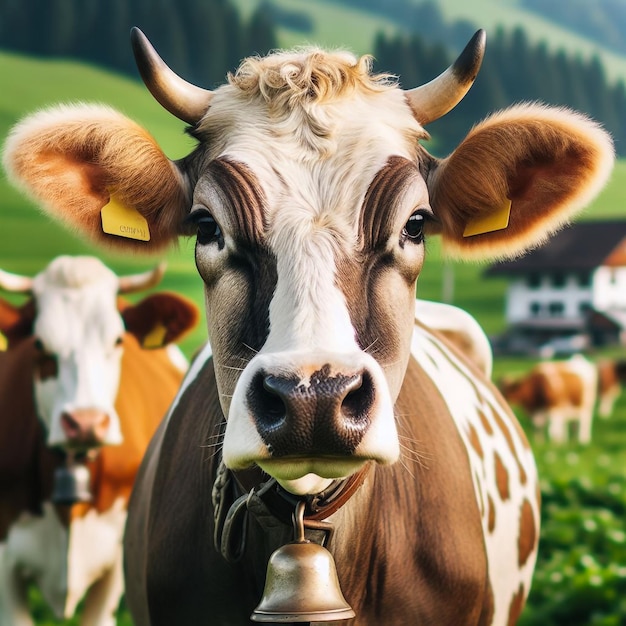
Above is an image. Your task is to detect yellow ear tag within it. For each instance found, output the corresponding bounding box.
[101,195,150,242]
[463,199,512,238]
[143,322,168,349]
[0,331,7,352]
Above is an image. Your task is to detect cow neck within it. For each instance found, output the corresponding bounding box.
[212,460,371,563]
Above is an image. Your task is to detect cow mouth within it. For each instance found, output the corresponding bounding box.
[258,456,367,482]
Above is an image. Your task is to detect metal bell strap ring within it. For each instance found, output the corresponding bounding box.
[251,501,355,624]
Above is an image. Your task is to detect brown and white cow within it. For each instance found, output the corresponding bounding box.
[2,28,614,625]
[596,358,626,418]
[499,354,599,444]
[0,256,198,626]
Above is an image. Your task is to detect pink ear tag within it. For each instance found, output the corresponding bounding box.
[463,199,512,237]
[101,195,150,242]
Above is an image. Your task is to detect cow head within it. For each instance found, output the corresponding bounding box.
[0,256,197,450]
[2,30,613,494]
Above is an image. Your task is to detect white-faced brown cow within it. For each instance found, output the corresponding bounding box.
[498,354,599,445]
[2,28,614,625]
[0,256,198,626]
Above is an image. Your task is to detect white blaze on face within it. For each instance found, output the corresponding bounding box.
[31,257,124,447]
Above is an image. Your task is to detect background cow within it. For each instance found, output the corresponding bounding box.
[498,354,599,444]
[596,357,626,418]
[0,256,198,626]
[2,28,614,625]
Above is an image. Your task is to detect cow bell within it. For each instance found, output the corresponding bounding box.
[251,502,355,623]
[51,463,93,505]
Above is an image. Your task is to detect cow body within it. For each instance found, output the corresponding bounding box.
[499,355,598,444]
[3,29,614,625]
[0,257,197,625]
[596,358,626,417]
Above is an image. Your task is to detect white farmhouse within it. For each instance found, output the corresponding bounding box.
[486,220,626,353]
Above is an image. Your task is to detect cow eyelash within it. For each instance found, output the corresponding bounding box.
[184,208,223,246]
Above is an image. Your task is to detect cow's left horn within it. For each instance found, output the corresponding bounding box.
[118,262,166,294]
[405,29,486,126]
[130,27,213,125]
[0,268,33,293]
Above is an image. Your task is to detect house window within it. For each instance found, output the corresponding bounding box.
[552,273,566,288]
[578,272,592,287]
[530,302,542,316]
[549,302,564,316]
[579,302,592,316]
[527,273,541,289]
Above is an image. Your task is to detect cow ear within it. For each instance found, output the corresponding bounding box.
[122,293,199,349]
[0,298,35,349]
[427,104,614,260]
[2,104,191,254]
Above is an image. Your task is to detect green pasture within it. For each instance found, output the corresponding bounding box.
[1,51,626,624]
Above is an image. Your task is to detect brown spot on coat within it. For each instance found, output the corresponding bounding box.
[487,494,495,533]
[478,407,493,435]
[468,423,484,458]
[507,583,526,626]
[494,452,510,501]
[518,499,537,568]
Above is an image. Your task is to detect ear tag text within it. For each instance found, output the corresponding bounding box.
[463,199,512,238]
[143,322,168,349]
[101,195,150,242]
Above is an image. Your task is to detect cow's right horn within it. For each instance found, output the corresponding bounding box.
[118,262,166,294]
[130,27,213,125]
[0,268,33,293]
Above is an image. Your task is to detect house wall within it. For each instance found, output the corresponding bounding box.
[592,267,626,310]
[505,266,626,324]
[506,274,593,323]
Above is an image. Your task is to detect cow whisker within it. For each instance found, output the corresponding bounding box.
[219,364,246,372]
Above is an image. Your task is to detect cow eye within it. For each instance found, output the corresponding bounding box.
[34,338,45,352]
[403,211,425,242]
[115,336,124,347]
[184,209,222,246]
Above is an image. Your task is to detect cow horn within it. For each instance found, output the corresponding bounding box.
[405,29,486,126]
[118,262,166,294]
[130,27,213,125]
[0,268,33,294]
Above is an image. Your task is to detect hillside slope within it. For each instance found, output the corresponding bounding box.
[234,0,626,85]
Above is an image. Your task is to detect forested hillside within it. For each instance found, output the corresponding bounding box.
[374,27,626,156]
[0,0,276,86]
[2,0,626,156]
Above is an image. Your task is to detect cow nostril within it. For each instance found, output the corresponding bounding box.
[61,412,80,436]
[250,373,288,428]
[341,371,374,422]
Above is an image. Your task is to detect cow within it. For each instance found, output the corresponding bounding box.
[2,27,614,625]
[596,358,626,418]
[0,256,198,626]
[498,354,599,444]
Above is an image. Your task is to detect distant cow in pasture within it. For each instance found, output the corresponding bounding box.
[499,355,598,444]
[3,26,614,625]
[0,256,197,626]
[596,358,626,417]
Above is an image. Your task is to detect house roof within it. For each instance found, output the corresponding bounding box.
[485,220,626,276]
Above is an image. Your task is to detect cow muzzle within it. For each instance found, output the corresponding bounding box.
[60,409,113,448]
[223,352,399,495]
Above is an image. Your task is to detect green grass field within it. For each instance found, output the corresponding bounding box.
[1,48,626,625]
